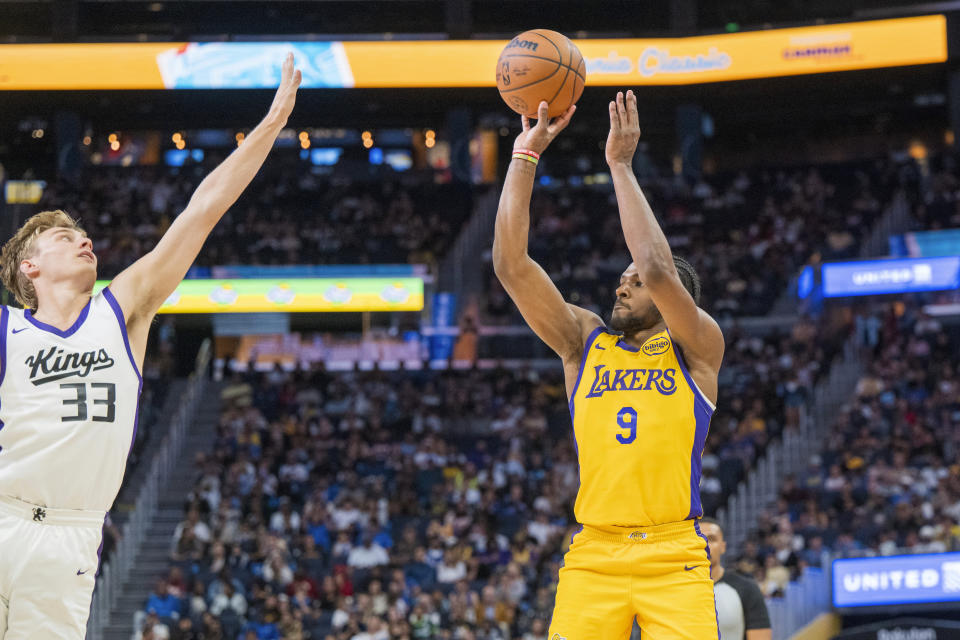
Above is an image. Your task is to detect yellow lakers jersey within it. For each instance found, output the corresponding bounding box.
[568,327,715,527]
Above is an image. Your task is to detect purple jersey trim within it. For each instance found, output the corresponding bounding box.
[0,306,7,444]
[667,330,715,520]
[23,298,92,338]
[694,519,721,639]
[101,287,142,384]
[0,306,8,387]
[567,325,605,422]
[102,287,144,457]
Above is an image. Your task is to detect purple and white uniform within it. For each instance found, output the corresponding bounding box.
[0,287,141,639]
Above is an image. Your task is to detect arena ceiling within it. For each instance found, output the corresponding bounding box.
[0,0,948,42]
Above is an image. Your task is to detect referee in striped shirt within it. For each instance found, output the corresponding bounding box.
[700,518,772,640]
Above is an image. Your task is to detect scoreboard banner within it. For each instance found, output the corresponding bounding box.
[890,228,960,258]
[822,256,960,297]
[91,277,424,313]
[0,15,946,90]
[833,552,960,608]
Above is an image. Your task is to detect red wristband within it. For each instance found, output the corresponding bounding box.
[512,148,541,160]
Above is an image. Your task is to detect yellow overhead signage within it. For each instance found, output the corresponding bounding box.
[91,278,424,313]
[0,15,946,90]
[578,14,947,85]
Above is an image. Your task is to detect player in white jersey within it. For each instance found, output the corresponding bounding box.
[0,54,301,639]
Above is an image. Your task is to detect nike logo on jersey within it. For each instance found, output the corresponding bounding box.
[594,344,606,350]
[25,346,116,386]
[77,569,88,575]
[11,327,28,334]
[684,564,697,571]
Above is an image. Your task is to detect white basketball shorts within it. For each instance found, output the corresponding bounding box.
[0,494,105,639]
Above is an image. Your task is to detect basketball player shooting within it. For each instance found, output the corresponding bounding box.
[0,54,300,638]
[493,91,724,638]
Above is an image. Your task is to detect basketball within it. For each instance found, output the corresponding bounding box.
[496,29,586,118]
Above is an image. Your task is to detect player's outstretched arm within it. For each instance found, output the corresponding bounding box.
[605,90,723,371]
[110,53,302,325]
[493,101,601,362]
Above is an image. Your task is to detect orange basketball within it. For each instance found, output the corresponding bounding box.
[496,29,586,119]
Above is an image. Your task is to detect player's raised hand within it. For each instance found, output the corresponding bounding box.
[268,53,302,126]
[605,90,641,167]
[513,100,576,156]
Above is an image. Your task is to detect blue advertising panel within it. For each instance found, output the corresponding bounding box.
[890,229,960,258]
[429,293,457,362]
[822,257,960,297]
[833,552,960,608]
[797,265,815,300]
[157,42,354,89]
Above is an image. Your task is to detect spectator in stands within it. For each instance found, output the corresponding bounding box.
[347,533,390,570]
[210,581,247,618]
[133,612,170,640]
[133,578,182,636]
[34,166,473,277]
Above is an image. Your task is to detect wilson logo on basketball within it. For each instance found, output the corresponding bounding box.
[641,336,670,356]
[507,37,540,52]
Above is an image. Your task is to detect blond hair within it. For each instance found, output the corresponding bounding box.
[0,210,85,309]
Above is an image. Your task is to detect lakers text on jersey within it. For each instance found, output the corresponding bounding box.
[568,327,715,527]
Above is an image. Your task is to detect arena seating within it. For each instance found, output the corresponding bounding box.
[132,315,850,639]
[483,159,910,321]
[34,162,473,279]
[732,301,960,598]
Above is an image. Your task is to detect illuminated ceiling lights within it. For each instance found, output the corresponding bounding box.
[425,129,436,149]
[362,130,373,149]
[299,131,310,149]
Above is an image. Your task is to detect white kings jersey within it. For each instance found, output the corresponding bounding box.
[0,288,142,512]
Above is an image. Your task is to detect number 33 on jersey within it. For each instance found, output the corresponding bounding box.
[568,328,715,528]
[0,288,142,512]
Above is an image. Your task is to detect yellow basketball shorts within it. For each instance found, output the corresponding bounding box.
[548,519,718,640]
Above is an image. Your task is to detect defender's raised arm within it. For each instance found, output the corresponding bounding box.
[109,53,302,346]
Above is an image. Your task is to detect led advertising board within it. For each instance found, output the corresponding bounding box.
[0,16,946,90]
[833,552,960,608]
[821,257,960,297]
[91,278,424,313]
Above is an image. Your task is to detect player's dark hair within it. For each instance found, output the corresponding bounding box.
[673,255,701,306]
[700,516,722,533]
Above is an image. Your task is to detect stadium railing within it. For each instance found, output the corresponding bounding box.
[717,334,866,640]
[767,565,830,640]
[717,337,863,556]
[87,339,212,640]
[438,187,498,294]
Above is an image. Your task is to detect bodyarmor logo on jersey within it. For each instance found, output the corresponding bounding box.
[25,346,115,386]
[584,364,677,398]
